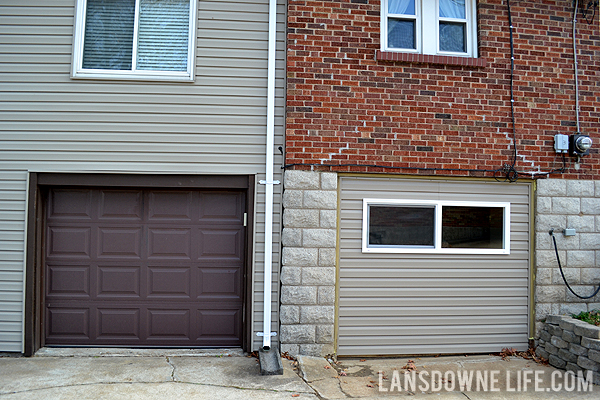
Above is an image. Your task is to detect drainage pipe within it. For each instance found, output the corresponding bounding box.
[262,0,278,350]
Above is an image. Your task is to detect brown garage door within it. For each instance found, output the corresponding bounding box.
[44,188,245,347]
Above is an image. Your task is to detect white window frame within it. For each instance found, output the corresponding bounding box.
[71,0,197,81]
[381,0,478,58]
[362,199,510,254]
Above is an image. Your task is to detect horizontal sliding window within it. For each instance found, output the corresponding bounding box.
[363,199,510,254]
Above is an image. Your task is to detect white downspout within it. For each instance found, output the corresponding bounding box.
[261,0,278,350]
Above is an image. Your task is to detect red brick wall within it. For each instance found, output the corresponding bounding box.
[285,0,599,180]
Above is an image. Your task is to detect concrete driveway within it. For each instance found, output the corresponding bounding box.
[0,348,598,399]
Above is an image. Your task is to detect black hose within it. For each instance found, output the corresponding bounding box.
[549,229,600,299]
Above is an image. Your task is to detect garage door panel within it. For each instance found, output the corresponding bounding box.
[198,267,241,298]
[46,308,90,340]
[97,266,141,297]
[98,228,142,258]
[97,309,140,338]
[48,189,93,219]
[147,309,191,339]
[99,190,142,220]
[47,265,90,297]
[148,228,192,259]
[338,177,531,356]
[199,192,244,221]
[147,267,191,298]
[198,230,242,259]
[47,227,91,258]
[148,191,194,221]
[198,309,241,338]
[44,187,245,347]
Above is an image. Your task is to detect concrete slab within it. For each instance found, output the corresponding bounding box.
[0,382,318,400]
[299,355,599,399]
[0,356,173,394]
[170,355,313,394]
[0,353,316,400]
[2,350,598,399]
[296,355,338,382]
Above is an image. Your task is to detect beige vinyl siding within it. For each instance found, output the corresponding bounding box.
[0,170,27,352]
[338,176,531,356]
[0,0,284,352]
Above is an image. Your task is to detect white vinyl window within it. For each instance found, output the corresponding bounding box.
[363,199,510,254]
[72,0,197,81]
[382,0,477,57]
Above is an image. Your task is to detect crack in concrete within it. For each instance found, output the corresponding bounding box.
[165,356,176,381]
[334,376,352,398]
[0,380,313,397]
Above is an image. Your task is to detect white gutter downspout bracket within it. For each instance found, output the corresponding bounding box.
[259,0,278,351]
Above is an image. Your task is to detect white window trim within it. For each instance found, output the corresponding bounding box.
[71,0,197,82]
[381,0,478,58]
[362,199,510,255]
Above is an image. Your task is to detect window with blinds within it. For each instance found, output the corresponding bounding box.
[72,0,196,81]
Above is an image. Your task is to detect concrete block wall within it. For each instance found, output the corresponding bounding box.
[535,179,600,334]
[536,315,600,385]
[280,170,337,356]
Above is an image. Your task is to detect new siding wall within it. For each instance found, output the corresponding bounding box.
[338,176,532,356]
[0,0,285,352]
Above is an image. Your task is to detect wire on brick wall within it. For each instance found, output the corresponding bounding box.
[502,0,519,183]
[281,162,569,180]
[582,0,598,24]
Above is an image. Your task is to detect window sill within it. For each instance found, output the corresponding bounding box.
[376,51,487,68]
[71,70,195,82]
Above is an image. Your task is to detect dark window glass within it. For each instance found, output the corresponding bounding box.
[442,206,503,249]
[83,0,135,70]
[388,19,416,49]
[369,206,435,246]
[439,21,466,52]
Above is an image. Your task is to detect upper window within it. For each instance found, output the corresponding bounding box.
[363,199,510,254]
[382,0,477,57]
[72,0,197,81]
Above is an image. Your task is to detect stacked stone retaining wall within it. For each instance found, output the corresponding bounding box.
[536,314,600,384]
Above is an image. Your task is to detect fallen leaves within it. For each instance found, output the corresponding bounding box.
[500,347,518,360]
[401,360,417,371]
